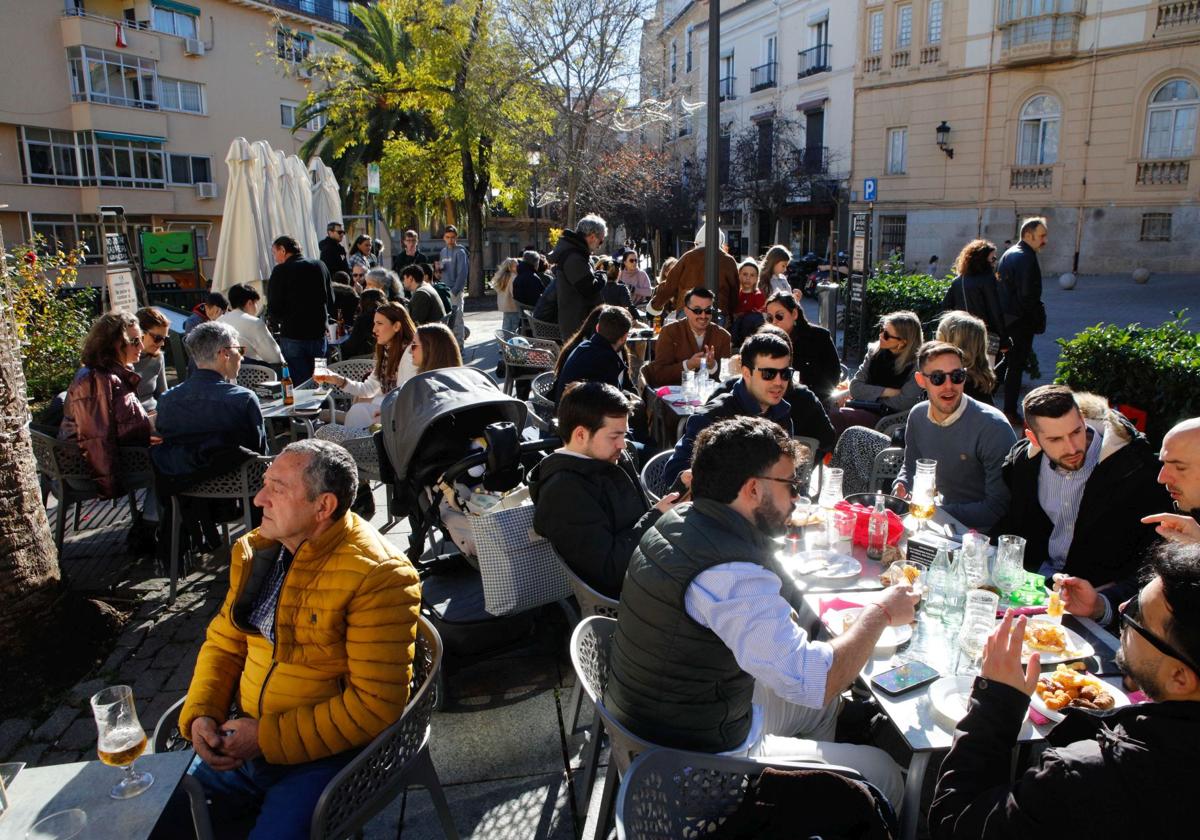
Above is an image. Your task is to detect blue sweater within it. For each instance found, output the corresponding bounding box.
[895,396,1016,531]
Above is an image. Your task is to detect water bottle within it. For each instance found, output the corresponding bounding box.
[924,548,951,619]
[696,363,710,401]
[866,496,888,560]
[942,549,968,629]
[819,467,844,510]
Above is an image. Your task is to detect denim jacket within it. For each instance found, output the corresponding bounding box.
[151,369,267,477]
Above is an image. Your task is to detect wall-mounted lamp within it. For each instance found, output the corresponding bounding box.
[936,121,954,159]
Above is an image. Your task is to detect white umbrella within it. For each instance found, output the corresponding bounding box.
[256,142,291,250]
[285,154,321,259]
[309,158,343,237]
[212,137,270,295]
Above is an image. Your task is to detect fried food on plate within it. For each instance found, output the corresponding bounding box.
[1024,621,1068,654]
[1035,664,1115,712]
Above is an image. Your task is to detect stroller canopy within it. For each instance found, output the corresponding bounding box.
[380,367,528,480]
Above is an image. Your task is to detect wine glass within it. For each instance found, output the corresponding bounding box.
[956,618,993,676]
[90,685,153,799]
[910,459,937,530]
[312,356,331,393]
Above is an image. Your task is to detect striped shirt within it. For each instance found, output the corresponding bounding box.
[249,547,292,643]
[685,562,833,712]
[1037,427,1102,576]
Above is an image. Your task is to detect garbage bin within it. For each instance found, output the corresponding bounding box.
[817,281,839,335]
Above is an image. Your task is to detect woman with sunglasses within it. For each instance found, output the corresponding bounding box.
[133,307,170,413]
[617,249,652,306]
[763,291,841,400]
[936,310,997,403]
[830,310,923,436]
[59,311,153,500]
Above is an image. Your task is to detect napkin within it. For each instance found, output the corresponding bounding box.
[833,500,904,547]
[998,606,1048,618]
[819,596,864,619]
[1028,707,1051,725]
[655,386,671,397]
[1127,689,1150,704]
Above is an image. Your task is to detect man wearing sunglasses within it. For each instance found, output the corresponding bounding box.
[609,416,916,807]
[318,221,350,279]
[930,543,1200,838]
[643,286,732,387]
[894,341,1016,531]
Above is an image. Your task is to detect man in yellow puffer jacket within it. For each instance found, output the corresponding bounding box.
[178,439,421,838]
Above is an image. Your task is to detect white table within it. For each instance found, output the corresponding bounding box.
[258,389,330,449]
[0,752,191,840]
[800,590,1122,840]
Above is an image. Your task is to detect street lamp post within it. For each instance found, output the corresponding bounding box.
[528,149,541,252]
[704,0,720,298]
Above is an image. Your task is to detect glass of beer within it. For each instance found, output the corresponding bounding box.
[910,459,938,529]
[90,685,153,800]
[312,356,331,392]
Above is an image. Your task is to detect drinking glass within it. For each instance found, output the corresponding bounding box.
[26,809,87,840]
[828,508,857,547]
[959,531,992,589]
[312,356,330,392]
[964,588,1000,621]
[818,468,844,510]
[994,534,1027,601]
[786,496,812,556]
[90,685,153,799]
[909,459,937,529]
[956,618,993,676]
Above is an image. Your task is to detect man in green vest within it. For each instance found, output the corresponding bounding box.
[606,415,916,807]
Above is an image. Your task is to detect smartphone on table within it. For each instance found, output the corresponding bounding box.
[871,661,940,696]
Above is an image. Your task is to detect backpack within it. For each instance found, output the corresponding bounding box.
[431,281,454,313]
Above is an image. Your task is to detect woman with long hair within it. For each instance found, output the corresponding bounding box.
[314,302,416,438]
[762,291,841,399]
[348,233,377,272]
[412,323,463,373]
[59,311,152,499]
[936,310,997,403]
[617,249,652,305]
[942,239,1006,344]
[493,257,522,333]
[760,245,793,296]
[830,310,924,435]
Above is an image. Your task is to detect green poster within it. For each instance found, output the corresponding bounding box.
[140,231,196,272]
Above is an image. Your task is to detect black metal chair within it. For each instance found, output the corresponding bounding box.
[638,450,673,503]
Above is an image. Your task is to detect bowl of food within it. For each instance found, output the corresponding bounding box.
[843,492,910,517]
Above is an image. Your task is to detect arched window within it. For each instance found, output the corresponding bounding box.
[1144,79,1198,160]
[1017,95,1060,165]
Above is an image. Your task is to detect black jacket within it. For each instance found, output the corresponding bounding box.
[267,255,334,340]
[551,230,603,340]
[392,249,431,273]
[996,241,1042,331]
[553,334,629,402]
[930,676,1200,839]
[789,321,841,399]
[512,262,546,308]
[339,309,376,359]
[330,282,359,326]
[533,277,559,323]
[318,236,349,278]
[528,449,661,599]
[943,272,1007,342]
[709,376,834,455]
[991,413,1170,587]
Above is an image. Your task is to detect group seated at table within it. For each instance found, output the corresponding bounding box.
[641,286,733,388]
[530,382,679,599]
[892,340,1016,532]
[830,310,924,436]
[552,304,634,403]
[763,291,842,402]
[160,440,422,840]
[606,416,915,806]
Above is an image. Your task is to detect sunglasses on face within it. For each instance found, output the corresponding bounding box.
[123,334,142,346]
[687,306,714,316]
[770,311,791,322]
[924,368,968,386]
[224,345,245,356]
[879,329,900,341]
[147,332,168,345]
[751,365,794,382]
[755,475,804,497]
[1120,598,1200,674]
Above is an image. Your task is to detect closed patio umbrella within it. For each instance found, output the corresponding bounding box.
[212,137,270,295]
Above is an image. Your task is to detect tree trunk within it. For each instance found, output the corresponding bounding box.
[461,145,488,299]
[0,238,62,662]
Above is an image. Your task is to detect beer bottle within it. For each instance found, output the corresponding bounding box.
[653,315,662,335]
[281,364,294,406]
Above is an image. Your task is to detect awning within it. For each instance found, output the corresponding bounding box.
[94,131,167,144]
[795,95,829,114]
[151,0,201,16]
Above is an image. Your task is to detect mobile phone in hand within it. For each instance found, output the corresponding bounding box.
[871,661,940,696]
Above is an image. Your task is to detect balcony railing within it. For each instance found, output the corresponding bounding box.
[1137,159,1190,186]
[1157,1,1200,29]
[798,44,832,78]
[891,50,910,69]
[1010,165,1054,190]
[265,1,361,28]
[799,145,829,174]
[750,62,777,92]
[863,55,881,73]
[718,76,736,101]
[920,45,941,64]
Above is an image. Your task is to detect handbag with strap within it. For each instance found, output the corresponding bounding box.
[956,278,1003,356]
[469,485,572,616]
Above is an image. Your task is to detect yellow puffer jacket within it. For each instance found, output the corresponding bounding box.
[180,512,421,765]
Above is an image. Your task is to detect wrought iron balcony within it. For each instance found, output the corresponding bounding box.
[750,62,777,92]
[718,76,736,101]
[266,1,361,28]
[797,44,831,78]
[799,145,828,174]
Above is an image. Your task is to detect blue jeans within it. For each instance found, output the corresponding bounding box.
[278,337,327,386]
[186,751,355,840]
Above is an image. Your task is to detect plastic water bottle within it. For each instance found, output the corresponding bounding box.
[942,549,968,629]
[924,548,951,619]
[696,363,710,401]
[866,496,888,560]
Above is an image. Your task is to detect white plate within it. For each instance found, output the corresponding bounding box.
[1021,621,1095,664]
[1030,675,1131,723]
[824,608,913,650]
[929,675,976,728]
[785,550,863,580]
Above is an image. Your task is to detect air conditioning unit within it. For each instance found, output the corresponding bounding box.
[195,182,218,199]
[184,38,206,56]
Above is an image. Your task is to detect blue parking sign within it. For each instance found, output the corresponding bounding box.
[863,178,878,202]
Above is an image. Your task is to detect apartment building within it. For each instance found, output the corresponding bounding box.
[0,0,353,286]
[851,0,1200,276]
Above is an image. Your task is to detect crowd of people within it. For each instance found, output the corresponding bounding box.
[42,209,1200,837]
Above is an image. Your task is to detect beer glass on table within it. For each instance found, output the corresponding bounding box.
[909,459,937,531]
[312,356,331,393]
[90,685,153,799]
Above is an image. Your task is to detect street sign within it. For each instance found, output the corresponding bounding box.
[850,212,868,273]
[367,163,380,195]
[105,269,138,313]
[105,232,130,265]
[863,178,877,202]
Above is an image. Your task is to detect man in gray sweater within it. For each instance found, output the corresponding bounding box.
[894,341,1016,531]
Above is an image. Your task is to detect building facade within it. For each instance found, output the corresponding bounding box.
[850,0,1200,276]
[0,0,352,286]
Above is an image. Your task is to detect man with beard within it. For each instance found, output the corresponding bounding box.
[991,385,1169,587]
[930,543,1200,838]
[894,341,1016,531]
[1057,416,1200,625]
[606,416,917,805]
